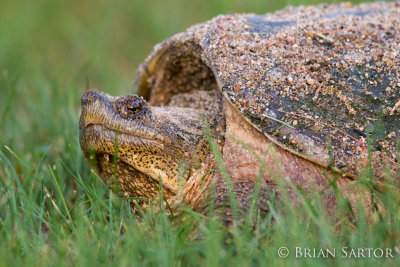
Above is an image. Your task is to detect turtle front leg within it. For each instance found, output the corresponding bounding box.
[180,155,272,223]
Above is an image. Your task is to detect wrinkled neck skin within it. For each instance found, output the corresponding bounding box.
[79,90,212,200]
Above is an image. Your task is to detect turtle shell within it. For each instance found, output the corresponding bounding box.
[136,2,400,178]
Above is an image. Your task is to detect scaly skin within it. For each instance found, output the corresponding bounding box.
[79,90,379,221]
[79,90,212,201]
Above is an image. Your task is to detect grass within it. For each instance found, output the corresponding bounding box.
[0,0,398,266]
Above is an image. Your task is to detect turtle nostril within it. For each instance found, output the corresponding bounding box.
[81,90,94,105]
[81,90,105,106]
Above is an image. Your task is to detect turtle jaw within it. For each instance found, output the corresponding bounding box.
[79,90,178,193]
[79,122,171,198]
[79,90,165,157]
[79,90,209,195]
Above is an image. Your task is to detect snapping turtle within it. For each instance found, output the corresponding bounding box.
[79,2,400,217]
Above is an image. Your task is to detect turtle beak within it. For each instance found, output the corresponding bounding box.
[80,90,115,129]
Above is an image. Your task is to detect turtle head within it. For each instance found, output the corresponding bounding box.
[79,90,211,198]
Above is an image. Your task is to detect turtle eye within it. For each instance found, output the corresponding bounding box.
[127,100,142,114]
